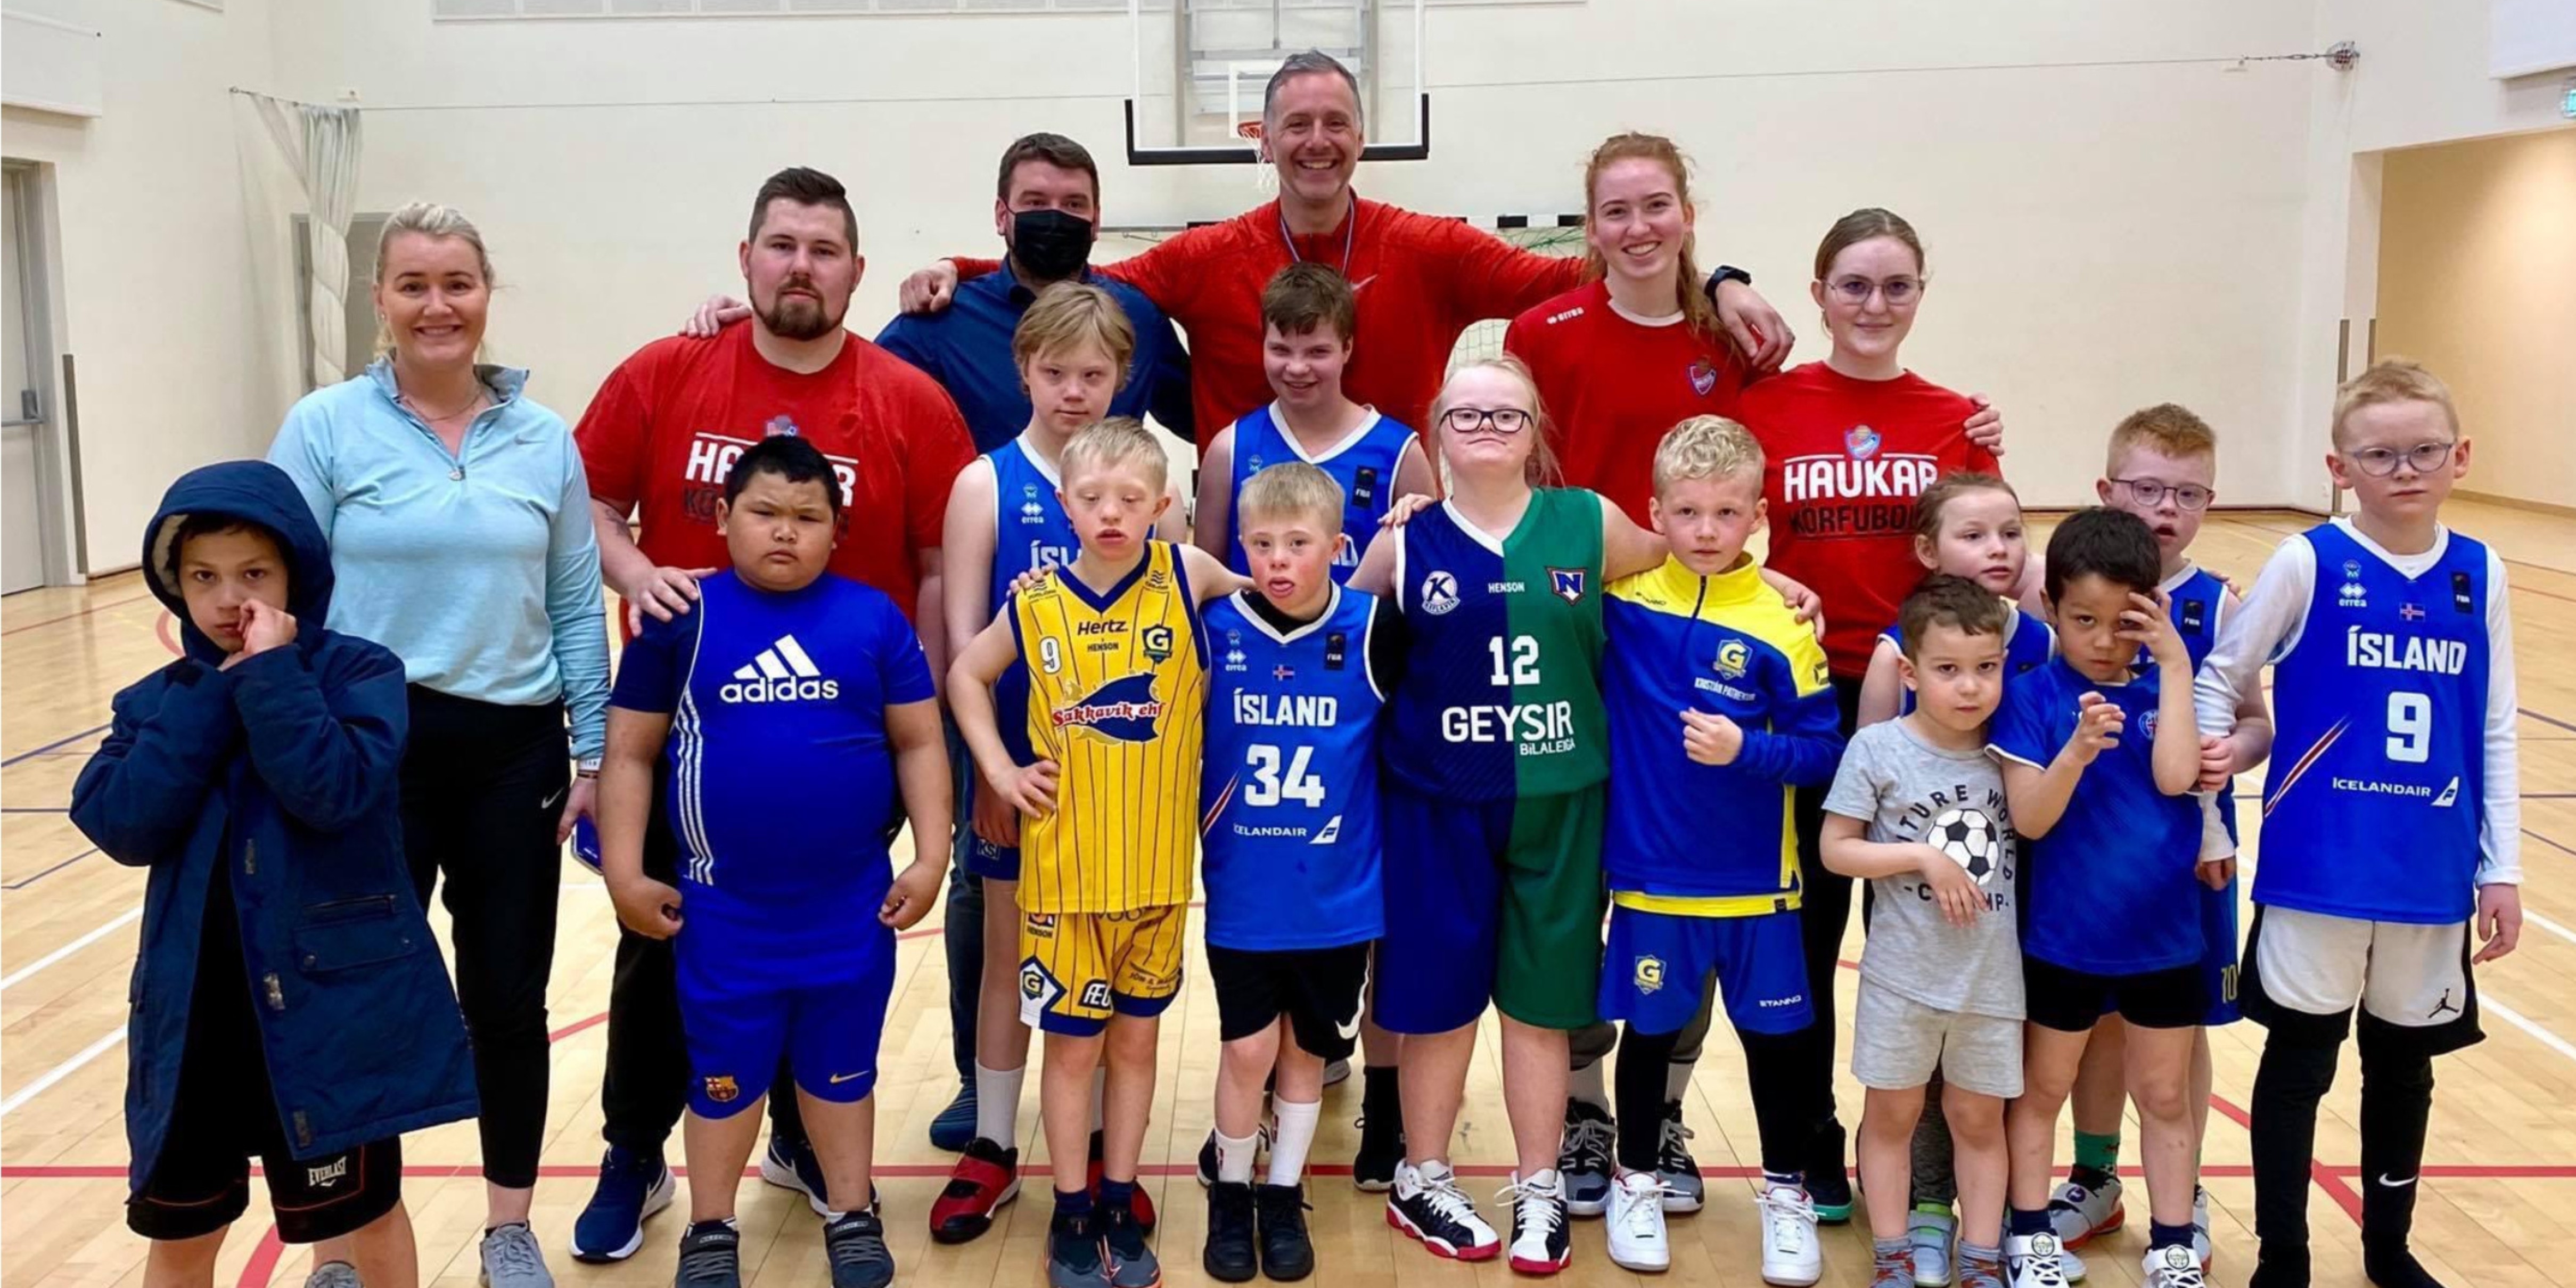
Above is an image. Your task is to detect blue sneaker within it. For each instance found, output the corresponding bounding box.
[762,1134,830,1217]
[930,1081,978,1153]
[568,1147,675,1263]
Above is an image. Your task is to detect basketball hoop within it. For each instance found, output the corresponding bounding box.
[1236,120,1275,194]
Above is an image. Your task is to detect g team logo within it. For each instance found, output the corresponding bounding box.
[1713,638,1751,680]
[1142,624,1176,663]
[1419,570,1461,616]
[1634,955,1666,995]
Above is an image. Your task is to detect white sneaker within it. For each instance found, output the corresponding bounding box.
[2006,1232,2073,1288]
[1605,1171,1671,1273]
[1498,1168,1572,1275]
[1388,1160,1500,1261]
[1757,1184,1822,1286]
[1909,1207,1956,1286]
[2046,1174,2123,1246]
[2058,1244,2090,1283]
[2142,1243,2206,1288]
[2191,1186,2214,1268]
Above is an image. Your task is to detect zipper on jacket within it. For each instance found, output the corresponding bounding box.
[262,972,285,1011]
[293,1110,313,1150]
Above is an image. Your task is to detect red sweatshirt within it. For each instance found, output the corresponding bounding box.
[956,198,1587,454]
[1505,281,1752,522]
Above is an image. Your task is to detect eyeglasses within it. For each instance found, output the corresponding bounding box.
[1827,275,1921,306]
[1441,406,1533,434]
[2109,478,2214,512]
[2345,441,2456,477]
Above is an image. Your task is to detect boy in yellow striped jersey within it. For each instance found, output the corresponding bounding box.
[949,417,1251,1288]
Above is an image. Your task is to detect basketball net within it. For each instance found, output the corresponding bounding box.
[1237,121,1275,195]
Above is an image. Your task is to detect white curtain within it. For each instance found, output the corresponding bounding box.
[239,93,363,390]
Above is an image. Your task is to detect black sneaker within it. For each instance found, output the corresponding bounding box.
[761,1131,831,1218]
[1048,1210,1112,1288]
[674,1220,743,1288]
[1807,1119,1855,1224]
[1256,1183,1315,1281]
[1352,1067,1405,1193]
[823,1211,895,1288]
[1101,1195,1162,1288]
[1203,1181,1259,1283]
[1656,1100,1705,1214]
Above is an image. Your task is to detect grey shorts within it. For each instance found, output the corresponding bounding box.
[1850,976,2023,1099]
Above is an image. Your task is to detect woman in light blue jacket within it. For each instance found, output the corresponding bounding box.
[269,201,609,1288]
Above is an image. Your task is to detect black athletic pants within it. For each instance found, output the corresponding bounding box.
[597,756,806,1158]
[399,687,570,1191]
[1789,675,1867,1155]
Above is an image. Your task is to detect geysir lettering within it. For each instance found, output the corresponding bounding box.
[1441,701,1574,745]
[1235,693,1339,726]
[2344,628,2467,675]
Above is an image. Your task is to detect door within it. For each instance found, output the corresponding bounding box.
[2,165,52,594]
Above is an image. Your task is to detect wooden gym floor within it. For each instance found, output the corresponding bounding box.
[6,504,2576,1287]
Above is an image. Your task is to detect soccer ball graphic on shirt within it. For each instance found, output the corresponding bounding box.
[1929,807,2001,886]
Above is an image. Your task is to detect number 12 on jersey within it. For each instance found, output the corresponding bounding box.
[1489,635,1541,686]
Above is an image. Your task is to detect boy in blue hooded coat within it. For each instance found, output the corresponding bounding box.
[72,460,476,1287]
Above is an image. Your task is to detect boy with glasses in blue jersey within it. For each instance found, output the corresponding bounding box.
[2194,361,2521,1288]
[597,436,951,1288]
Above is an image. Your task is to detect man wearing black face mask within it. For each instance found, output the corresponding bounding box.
[873,133,1193,454]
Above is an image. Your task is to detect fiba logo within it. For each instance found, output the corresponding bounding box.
[720,634,841,703]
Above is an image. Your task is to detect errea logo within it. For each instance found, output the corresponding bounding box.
[720,634,840,703]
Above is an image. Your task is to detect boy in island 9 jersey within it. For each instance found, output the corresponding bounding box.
[2194,360,2521,1288]
[597,436,951,1288]
[1192,262,1434,584]
[1196,462,1400,1283]
[947,417,1251,1288]
[1591,416,1845,1279]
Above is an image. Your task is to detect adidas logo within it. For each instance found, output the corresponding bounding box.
[720,634,841,703]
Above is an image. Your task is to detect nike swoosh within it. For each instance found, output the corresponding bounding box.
[542,785,569,811]
[1334,1008,1363,1042]
[829,1070,871,1085]
[2377,1173,2418,1188]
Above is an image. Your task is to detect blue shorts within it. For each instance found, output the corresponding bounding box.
[675,886,895,1118]
[1597,905,1814,1036]
[948,714,1021,882]
[1373,778,1605,1035]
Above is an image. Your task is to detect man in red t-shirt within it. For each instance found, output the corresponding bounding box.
[899,52,1792,449]
[568,167,972,1257]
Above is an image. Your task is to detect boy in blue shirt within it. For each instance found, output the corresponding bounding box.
[1988,507,2205,1288]
[75,461,476,1288]
[599,436,950,1288]
[1197,461,1404,1283]
[1592,416,1845,1278]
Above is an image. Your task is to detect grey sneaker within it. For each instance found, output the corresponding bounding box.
[824,1211,896,1288]
[304,1263,362,1288]
[479,1223,556,1288]
[1556,1098,1615,1217]
[674,1220,743,1288]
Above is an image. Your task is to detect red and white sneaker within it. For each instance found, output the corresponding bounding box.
[929,1137,1021,1244]
[1500,1168,1573,1275]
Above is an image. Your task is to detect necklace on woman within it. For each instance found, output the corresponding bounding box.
[399,387,485,423]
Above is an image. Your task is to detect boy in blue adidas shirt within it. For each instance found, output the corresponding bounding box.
[1591,416,1844,1277]
[1196,461,1404,1283]
[2194,362,2521,1288]
[1989,506,2205,1288]
[1192,262,1433,584]
[599,435,950,1288]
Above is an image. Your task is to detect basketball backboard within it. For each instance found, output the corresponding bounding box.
[1123,0,1429,166]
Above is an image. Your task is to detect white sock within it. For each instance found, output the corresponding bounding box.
[973,1061,1024,1146]
[1216,1129,1258,1184]
[1665,1056,1694,1105]
[1089,1068,1107,1134]
[1570,1061,1611,1115]
[1267,1098,1322,1187]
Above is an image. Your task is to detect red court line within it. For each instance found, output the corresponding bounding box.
[237,1228,283,1287]
[0,593,153,637]
[2206,1093,2364,1225]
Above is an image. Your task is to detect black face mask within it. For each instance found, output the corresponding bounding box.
[1010,208,1096,283]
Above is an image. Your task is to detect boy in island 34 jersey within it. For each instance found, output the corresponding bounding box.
[2194,362,2521,1288]
[1193,262,1433,584]
[598,437,951,1288]
[930,283,1186,1245]
[1195,462,1403,1283]
[948,418,1251,1288]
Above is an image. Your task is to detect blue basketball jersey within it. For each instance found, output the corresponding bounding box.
[2259,524,2491,924]
[1881,603,2056,716]
[1225,404,1416,580]
[1989,657,2204,974]
[1383,490,1609,802]
[1200,587,1388,951]
[609,572,935,905]
[987,438,1080,762]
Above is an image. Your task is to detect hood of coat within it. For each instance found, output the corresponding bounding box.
[143,461,334,664]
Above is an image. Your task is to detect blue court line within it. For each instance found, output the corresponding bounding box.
[3,847,97,890]
[0,724,109,768]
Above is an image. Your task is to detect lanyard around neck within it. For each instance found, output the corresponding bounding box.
[1277,196,1358,277]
